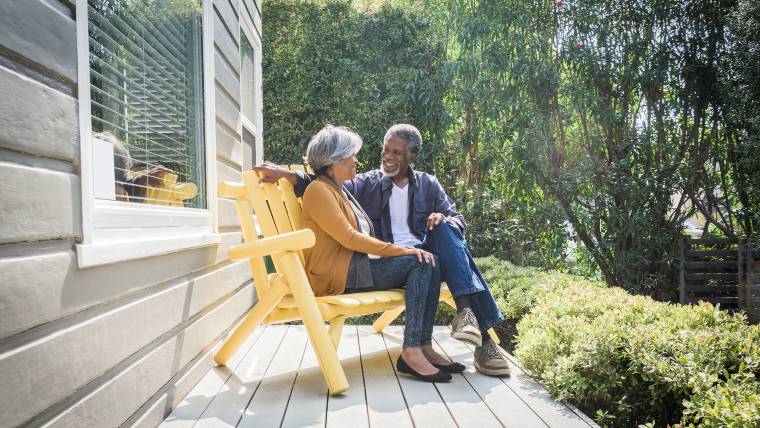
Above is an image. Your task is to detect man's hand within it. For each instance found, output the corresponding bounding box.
[426,213,447,230]
[252,161,297,184]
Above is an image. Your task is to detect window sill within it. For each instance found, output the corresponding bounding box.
[76,232,221,268]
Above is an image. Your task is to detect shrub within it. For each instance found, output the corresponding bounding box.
[473,257,760,427]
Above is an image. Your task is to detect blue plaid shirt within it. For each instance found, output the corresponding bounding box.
[294,168,466,244]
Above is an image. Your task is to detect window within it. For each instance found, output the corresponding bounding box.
[76,0,219,267]
[239,23,262,169]
[88,0,205,208]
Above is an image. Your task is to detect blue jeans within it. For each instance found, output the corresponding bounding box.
[346,255,441,347]
[420,222,504,331]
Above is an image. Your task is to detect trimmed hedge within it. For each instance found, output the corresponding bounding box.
[474,256,760,427]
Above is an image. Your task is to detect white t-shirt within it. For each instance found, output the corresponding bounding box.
[389,183,422,247]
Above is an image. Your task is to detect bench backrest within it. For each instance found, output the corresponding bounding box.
[219,166,309,298]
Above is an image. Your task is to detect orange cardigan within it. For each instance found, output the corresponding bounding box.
[301,176,407,296]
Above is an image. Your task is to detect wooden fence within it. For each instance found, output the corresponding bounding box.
[679,236,760,323]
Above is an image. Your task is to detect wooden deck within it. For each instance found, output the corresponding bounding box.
[160,325,597,428]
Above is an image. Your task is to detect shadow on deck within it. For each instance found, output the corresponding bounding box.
[160,325,598,428]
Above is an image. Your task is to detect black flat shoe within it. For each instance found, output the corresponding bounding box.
[397,356,452,382]
[433,361,466,373]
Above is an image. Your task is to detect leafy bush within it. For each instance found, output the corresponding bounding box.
[473,257,760,427]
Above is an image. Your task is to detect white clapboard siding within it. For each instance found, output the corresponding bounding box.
[0,262,252,427]
[42,284,256,428]
[0,66,78,160]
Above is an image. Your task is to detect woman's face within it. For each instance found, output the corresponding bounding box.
[328,154,359,182]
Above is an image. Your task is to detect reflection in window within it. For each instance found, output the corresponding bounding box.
[240,32,256,123]
[88,0,205,207]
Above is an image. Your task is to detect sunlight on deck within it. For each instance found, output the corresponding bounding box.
[160,326,597,428]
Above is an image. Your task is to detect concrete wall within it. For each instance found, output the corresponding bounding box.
[0,0,262,426]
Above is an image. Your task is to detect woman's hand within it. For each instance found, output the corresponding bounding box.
[404,248,436,267]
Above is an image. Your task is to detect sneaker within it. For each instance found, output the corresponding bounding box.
[450,308,482,346]
[474,341,511,377]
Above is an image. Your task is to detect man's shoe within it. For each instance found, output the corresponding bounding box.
[451,308,482,346]
[474,341,511,377]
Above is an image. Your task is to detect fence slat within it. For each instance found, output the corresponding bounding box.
[687,249,739,257]
[739,238,747,313]
[684,296,738,305]
[685,261,738,269]
[689,238,737,245]
[679,236,687,304]
[685,273,738,281]
[748,240,759,324]
[684,286,738,294]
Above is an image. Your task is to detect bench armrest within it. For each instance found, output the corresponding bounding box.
[218,181,245,198]
[228,229,315,261]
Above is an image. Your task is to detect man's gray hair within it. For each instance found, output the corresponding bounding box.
[306,125,363,174]
[383,124,422,156]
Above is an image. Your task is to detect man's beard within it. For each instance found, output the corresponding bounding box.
[380,161,399,178]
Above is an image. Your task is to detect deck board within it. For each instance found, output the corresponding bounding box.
[193,325,286,428]
[325,326,369,428]
[356,326,414,428]
[457,336,593,428]
[163,325,597,428]
[501,352,598,427]
[160,325,271,427]
[432,329,548,428]
[430,333,504,428]
[382,326,458,428]
[238,327,308,427]
[281,335,328,428]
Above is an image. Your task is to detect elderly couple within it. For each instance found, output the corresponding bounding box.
[255,124,510,382]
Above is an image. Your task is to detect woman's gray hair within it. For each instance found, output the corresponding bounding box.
[306,125,363,174]
[94,131,132,182]
[383,124,422,156]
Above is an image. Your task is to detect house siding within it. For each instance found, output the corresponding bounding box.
[0,0,259,426]
[0,66,78,161]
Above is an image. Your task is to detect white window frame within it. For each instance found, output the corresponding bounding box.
[75,0,219,268]
[240,4,264,165]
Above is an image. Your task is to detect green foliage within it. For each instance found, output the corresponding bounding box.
[721,0,760,236]
[495,0,736,298]
[263,0,572,270]
[264,0,760,297]
[476,256,760,427]
[263,0,448,168]
[424,0,573,267]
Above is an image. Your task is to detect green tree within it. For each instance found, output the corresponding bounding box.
[720,0,760,236]
[262,0,448,168]
[499,0,734,296]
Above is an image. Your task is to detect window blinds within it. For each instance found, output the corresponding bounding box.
[88,0,206,208]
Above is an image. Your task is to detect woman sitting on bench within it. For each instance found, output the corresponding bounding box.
[301,125,463,383]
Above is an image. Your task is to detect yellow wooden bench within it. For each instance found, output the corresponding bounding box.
[144,173,198,207]
[215,168,496,394]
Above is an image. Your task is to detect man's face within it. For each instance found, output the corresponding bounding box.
[381,136,416,178]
